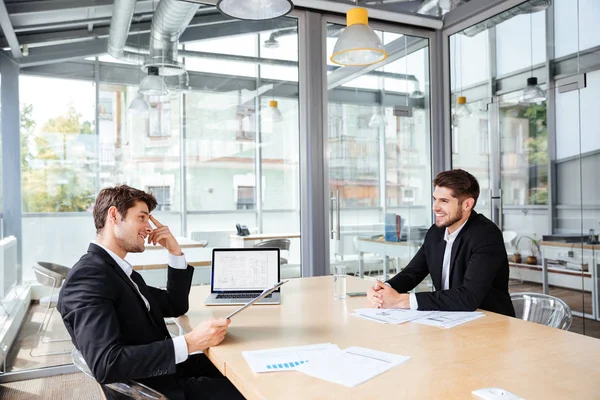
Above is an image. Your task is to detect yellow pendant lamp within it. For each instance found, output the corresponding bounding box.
[330,7,388,66]
[263,100,283,122]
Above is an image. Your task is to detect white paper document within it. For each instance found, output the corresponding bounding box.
[296,346,410,388]
[353,308,484,328]
[352,308,434,324]
[242,343,340,373]
[412,311,484,328]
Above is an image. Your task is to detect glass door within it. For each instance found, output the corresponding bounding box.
[326,25,432,282]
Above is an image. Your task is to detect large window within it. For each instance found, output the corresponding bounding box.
[450,0,600,338]
[326,23,432,275]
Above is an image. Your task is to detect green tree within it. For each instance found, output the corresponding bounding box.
[41,106,94,134]
[521,102,548,205]
[21,104,95,212]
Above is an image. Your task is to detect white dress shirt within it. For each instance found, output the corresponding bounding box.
[93,242,189,365]
[408,219,468,310]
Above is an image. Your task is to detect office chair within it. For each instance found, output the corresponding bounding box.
[510,292,572,330]
[30,262,72,357]
[254,239,290,265]
[72,347,167,400]
[71,318,180,399]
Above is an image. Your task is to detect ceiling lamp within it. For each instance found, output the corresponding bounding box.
[138,67,168,97]
[216,0,293,21]
[519,13,546,104]
[263,100,283,122]
[455,96,472,117]
[520,77,546,104]
[330,6,387,66]
[128,93,150,114]
[368,111,386,128]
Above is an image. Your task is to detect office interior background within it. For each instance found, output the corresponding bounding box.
[0,0,598,385]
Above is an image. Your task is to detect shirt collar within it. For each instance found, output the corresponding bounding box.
[444,219,468,242]
[92,241,133,277]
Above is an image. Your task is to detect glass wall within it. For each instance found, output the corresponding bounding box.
[18,18,300,286]
[8,13,300,373]
[327,23,432,285]
[450,0,600,338]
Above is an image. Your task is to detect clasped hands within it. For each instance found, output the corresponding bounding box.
[367,280,411,309]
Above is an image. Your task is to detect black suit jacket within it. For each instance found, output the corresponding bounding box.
[387,211,515,317]
[57,243,195,400]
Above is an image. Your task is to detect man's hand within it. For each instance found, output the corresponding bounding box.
[183,318,231,354]
[148,215,183,256]
[367,280,410,309]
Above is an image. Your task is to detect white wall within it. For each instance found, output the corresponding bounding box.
[554,0,600,58]
[555,70,600,160]
[496,11,546,76]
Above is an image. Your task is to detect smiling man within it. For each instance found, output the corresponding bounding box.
[58,185,244,400]
[368,169,515,317]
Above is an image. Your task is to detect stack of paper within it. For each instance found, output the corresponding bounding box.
[352,308,484,328]
[352,308,434,324]
[242,343,340,373]
[296,346,410,388]
[412,311,484,328]
[243,343,411,388]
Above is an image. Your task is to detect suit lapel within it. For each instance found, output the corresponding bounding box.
[430,233,447,290]
[88,244,169,337]
[88,244,142,300]
[449,236,463,288]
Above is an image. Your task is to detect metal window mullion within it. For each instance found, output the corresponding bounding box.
[255,35,263,233]
[546,2,557,234]
[299,11,328,277]
[0,53,22,282]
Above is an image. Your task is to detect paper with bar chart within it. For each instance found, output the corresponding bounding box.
[242,343,340,373]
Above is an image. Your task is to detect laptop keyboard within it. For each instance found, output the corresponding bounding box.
[215,293,273,299]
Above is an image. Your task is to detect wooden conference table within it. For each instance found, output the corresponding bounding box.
[178,276,600,400]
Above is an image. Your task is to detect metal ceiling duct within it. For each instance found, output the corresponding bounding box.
[107,0,146,64]
[263,25,342,48]
[461,0,551,37]
[108,0,199,76]
[143,0,199,76]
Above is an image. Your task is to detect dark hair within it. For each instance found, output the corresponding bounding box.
[433,169,480,207]
[93,185,157,233]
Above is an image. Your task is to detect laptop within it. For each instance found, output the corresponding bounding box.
[205,248,282,305]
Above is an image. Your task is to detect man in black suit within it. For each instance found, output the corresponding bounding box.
[58,185,245,400]
[369,169,515,317]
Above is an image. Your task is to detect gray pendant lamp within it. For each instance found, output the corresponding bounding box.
[216,0,293,21]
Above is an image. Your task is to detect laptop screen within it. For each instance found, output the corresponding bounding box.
[211,248,280,292]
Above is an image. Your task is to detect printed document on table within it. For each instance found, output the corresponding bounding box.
[242,343,340,373]
[412,311,484,328]
[352,308,434,324]
[296,346,410,388]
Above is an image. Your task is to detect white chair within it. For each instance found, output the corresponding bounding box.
[30,262,71,357]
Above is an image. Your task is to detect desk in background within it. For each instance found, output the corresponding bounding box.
[128,237,209,271]
[355,238,420,280]
[229,233,300,248]
[179,276,600,400]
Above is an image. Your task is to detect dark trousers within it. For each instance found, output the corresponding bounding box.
[177,353,245,400]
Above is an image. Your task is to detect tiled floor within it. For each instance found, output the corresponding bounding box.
[0,372,101,400]
[6,302,73,373]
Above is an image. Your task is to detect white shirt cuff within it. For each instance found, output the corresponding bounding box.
[172,335,189,364]
[168,253,187,270]
[409,293,418,310]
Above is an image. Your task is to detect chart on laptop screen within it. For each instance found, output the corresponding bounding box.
[213,250,278,291]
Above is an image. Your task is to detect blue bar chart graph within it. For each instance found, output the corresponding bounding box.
[265,360,308,370]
